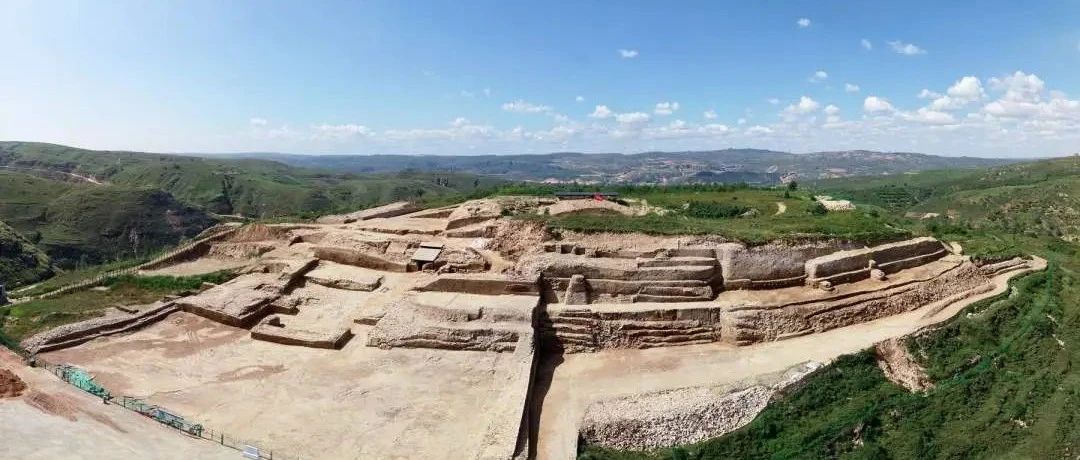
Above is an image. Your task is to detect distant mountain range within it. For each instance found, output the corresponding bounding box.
[208,149,1019,185]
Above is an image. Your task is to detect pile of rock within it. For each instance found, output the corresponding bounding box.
[580,362,824,450]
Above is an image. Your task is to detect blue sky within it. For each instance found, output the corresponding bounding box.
[1,1,1078,157]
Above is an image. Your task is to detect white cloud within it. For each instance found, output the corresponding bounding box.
[809,70,828,83]
[618,49,639,59]
[575,95,584,102]
[861,39,873,50]
[483,88,492,97]
[796,18,811,28]
[823,105,842,124]
[888,40,926,55]
[589,105,613,119]
[229,71,1079,158]
[700,123,730,135]
[926,76,986,111]
[982,71,1079,120]
[845,83,860,93]
[460,90,476,98]
[654,101,680,115]
[989,71,1045,102]
[615,111,650,125]
[502,100,552,114]
[918,89,942,99]
[313,123,374,140]
[784,96,821,115]
[384,118,495,142]
[767,98,780,105]
[947,76,986,101]
[902,108,956,125]
[863,96,895,113]
[249,117,268,127]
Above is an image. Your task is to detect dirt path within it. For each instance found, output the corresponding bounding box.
[774,202,787,215]
[533,257,1045,459]
[0,165,106,185]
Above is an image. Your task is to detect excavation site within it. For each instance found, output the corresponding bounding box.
[8,197,1045,459]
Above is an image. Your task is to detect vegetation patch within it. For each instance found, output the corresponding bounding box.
[0,271,236,341]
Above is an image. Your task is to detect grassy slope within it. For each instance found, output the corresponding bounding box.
[0,170,214,267]
[582,158,1080,459]
[0,141,502,218]
[488,184,908,245]
[0,271,235,341]
[0,220,53,287]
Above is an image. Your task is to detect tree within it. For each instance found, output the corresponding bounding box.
[787,180,799,191]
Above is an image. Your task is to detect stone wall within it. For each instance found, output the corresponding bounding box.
[718,242,854,290]
[313,245,414,272]
[22,303,180,353]
[543,257,990,353]
[250,316,353,349]
[804,237,946,287]
[727,261,985,345]
[416,275,541,296]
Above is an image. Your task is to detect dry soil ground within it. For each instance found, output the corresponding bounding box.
[531,257,1046,459]
[40,312,524,460]
[0,348,235,460]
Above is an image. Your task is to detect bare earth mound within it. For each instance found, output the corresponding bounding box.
[0,368,27,399]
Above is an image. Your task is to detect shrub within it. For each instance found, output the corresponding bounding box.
[685,201,751,219]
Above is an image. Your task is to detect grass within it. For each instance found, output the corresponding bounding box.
[11,255,158,298]
[490,184,909,245]
[0,271,235,341]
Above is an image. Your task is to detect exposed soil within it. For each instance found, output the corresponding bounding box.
[488,219,550,260]
[875,337,934,392]
[23,390,79,421]
[0,368,27,399]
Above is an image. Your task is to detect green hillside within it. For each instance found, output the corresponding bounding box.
[0,170,213,267]
[0,141,502,218]
[0,220,53,288]
[815,156,1080,243]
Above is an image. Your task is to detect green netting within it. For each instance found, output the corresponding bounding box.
[58,365,110,399]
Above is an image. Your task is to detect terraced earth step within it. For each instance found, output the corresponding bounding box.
[549,316,597,326]
[633,294,714,303]
[552,323,594,334]
[554,331,597,343]
[636,257,718,268]
[613,319,703,330]
[638,285,713,297]
[639,338,714,348]
[553,309,598,319]
[623,327,714,338]
[33,304,180,353]
[637,331,716,343]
